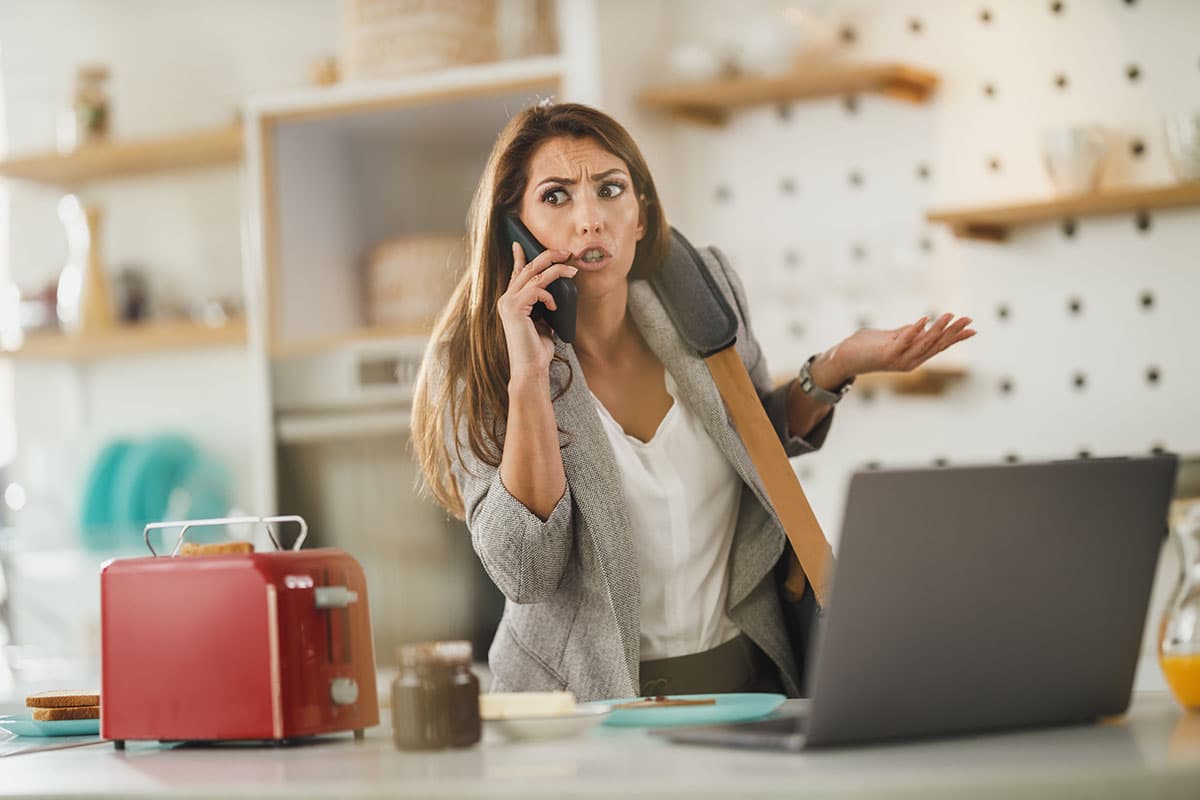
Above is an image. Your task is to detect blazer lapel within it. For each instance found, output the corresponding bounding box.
[551,338,641,690]
[627,280,785,609]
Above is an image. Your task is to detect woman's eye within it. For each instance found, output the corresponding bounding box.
[599,182,625,199]
[542,188,569,205]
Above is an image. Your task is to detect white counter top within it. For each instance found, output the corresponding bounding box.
[3,693,1199,799]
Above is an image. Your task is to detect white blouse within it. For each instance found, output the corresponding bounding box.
[590,372,744,661]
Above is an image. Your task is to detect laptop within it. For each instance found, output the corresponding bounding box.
[658,454,1179,750]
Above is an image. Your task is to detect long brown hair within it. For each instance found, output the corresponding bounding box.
[411,102,671,518]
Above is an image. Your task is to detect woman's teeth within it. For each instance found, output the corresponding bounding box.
[582,250,605,262]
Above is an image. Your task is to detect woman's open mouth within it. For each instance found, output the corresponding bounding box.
[573,246,612,270]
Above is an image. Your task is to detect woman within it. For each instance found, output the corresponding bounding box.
[412,102,974,701]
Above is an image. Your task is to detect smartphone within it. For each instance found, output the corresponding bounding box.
[503,215,578,343]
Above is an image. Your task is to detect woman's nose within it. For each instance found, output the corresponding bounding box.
[575,196,603,236]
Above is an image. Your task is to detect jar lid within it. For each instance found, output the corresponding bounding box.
[396,640,473,668]
[431,640,473,665]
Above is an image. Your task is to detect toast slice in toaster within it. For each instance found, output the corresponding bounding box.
[178,540,255,556]
[26,690,100,709]
[32,705,101,721]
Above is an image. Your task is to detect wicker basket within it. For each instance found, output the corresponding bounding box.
[339,0,499,81]
[365,234,464,330]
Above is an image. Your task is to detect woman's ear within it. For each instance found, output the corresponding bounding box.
[636,194,648,241]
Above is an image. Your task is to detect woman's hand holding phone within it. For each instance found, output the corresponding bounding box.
[498,242,578,382]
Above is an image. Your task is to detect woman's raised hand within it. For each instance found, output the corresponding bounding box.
[497,242,578,383]
[831,313,976,377]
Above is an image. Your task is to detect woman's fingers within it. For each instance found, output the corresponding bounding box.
[512,248,572,290]
[905,314,972,368]
[508,242,526,287]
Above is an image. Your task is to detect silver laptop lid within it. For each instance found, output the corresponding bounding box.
[803,455,1178,748]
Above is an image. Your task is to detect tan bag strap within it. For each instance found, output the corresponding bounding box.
[704,347,836,607]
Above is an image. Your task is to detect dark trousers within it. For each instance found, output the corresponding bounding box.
[637,634,784,696]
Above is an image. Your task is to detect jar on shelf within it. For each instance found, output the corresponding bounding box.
[1159,500,1200,712]
[391,640,481,750]
[73,64,111,146]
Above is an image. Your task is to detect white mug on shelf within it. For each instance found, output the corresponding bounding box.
[1163,111,1200,181]
[1041,125,1110,195]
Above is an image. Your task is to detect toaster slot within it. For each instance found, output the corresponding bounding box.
[322,568,333,666]
[317,567,355,666]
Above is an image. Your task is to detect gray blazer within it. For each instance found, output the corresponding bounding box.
[447,246,834,701]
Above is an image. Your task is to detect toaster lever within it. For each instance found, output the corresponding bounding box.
[314,585,359,609]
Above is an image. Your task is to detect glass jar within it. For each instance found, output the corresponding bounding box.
[391,640,481,750]
[1159,501,1200,712]
[73,65,110,145]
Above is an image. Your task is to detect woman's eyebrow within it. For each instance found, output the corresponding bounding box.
[535,168,629,188]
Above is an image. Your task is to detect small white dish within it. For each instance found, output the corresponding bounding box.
[485,704,612,742]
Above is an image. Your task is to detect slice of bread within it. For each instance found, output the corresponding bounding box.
[178,540,254,556]
[32,705,100,721]
[26,690,100,709]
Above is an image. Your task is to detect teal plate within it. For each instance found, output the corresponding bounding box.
[0,712,100,737]
[583,692,786,728]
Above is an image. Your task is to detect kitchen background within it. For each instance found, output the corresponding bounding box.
[0,0,1197,702]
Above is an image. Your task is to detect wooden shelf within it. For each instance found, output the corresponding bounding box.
[272,325,432,357]
[773,365,967,397]
[926,181,1200,242]
[3,318,247,361]
[638,62,938,125]
[0,125,243,186]
[854,366,968,396]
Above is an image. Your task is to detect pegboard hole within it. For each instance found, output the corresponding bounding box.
[849,170,864,187]
[842,94,859,114]
[1067,296,1083,316]
[1139,290,1155,310]
[1151,443,1167,456]
[987,156,1002,172]
[776,103,793,122]
[1072,371,1087,391]
[1130,138,1146,158]
[859,388,876,403]
[783,249,802,268]
[983,82,996,98]
[918,236,933,253]
[1126,64,1141,82]
[1077,448,1092,459]
[851,242,868,261]
[856,316,872,330]
[908,18,924,34]
[865,461,882,471]
[1135,211,1152,232]
[916,162,931,181]
[839,25,857,45]
[1050,1,1065,14]
[1061,218,1076,238]
[780,176,798,195]
[714,184,732,204]
[933,457,949,468]
[980,8,993,24]
[999,377,1015,395]
[1004,452,1021,464]
[1054,73,1069,90]
[996,303,1010,321]
[788,321,806,338]
[1146,366,1161,386]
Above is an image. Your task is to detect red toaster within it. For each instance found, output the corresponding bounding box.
[100,516,379,748]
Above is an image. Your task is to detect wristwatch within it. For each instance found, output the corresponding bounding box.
[798,354,855,405]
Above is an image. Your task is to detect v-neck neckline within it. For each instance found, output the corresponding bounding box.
[590,373,679,448]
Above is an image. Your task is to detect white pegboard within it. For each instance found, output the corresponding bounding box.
[635,0,1200,547]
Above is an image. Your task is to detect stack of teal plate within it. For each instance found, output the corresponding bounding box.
[79,433,232,555]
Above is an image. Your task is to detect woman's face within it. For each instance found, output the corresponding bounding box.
[518,136,645,296]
